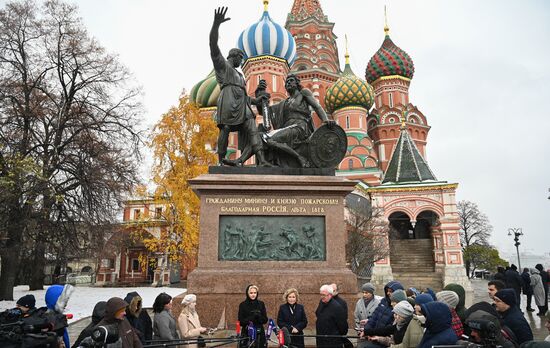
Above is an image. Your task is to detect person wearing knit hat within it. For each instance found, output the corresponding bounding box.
[354,282,380,328]
[178,293,207,348]
[436,290,463,338]
[360,301,414,347]
[16,294,36,313]
[443,283,467,323]
[393,301,414,318]
[414,293,434,315]
[390,289,407,305]
[494,289,533,344]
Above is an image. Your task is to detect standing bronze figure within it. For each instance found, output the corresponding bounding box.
[209,7,269,166]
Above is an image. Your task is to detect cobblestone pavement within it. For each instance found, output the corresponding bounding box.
[68,279,549,344]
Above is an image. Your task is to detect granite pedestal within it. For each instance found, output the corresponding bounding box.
[187,173,357,328]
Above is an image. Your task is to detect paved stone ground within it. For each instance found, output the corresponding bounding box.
[68,279,549,345]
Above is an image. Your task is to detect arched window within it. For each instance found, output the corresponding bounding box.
[348,158,353,169]
[388,93,394,107]
[346,115,350,128]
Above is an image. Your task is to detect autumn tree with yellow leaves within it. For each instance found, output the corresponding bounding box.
[144,92,217,272]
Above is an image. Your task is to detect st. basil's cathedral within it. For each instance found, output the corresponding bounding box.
[189,0,471,294]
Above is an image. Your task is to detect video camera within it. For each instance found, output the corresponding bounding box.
[0,307,69,348]
[76,324,119,348]
[463,318,503,348]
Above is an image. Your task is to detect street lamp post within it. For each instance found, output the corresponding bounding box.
[508,228,523,270]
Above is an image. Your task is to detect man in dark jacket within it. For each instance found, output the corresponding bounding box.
[418,301,458,348]
[316,284,348,348]
[495,267,507,284]
[331,283,352,348]
[95,297,143,348]
[464,310,515,348]
[124,291,152,343]
[72,301,106,348]
[521,268,534,311]
[363,280,404,331]
[536,264,549,313]
[494,289,533,344]
[505,264,523,308]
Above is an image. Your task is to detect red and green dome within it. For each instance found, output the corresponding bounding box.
[190,70,220,108]
[365,35,414,84]
[325,59,374,114]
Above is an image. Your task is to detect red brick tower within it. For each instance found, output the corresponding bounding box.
[285,0,341,128]
[365,14,430,172]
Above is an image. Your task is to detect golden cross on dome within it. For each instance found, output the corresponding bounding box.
[263,0,269,11]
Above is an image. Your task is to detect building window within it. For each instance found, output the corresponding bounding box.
[348,159,354,169]
[155,207,162,219]
[131,259,140,272]
[401,93,406,104]
[388,93,393,107]
[134,209,141,220]
[346,115,350,129]
[272,75,277,93]
[101,259,114,268]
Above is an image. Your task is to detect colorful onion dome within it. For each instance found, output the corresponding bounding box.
[237,1,297,65]
[325,52,374,114]
[189,70,220,108]
[365,29,414,84]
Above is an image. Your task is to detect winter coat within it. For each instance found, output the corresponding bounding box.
[536,264,549,298]
[332,294,349,318]
[365,281,404,330]
[521,271,533,295]
[124,292,152,343]
[498,302,533,344]
[495,268,507,284]
[363,316,412,345]
[417,302,458,348]
[277,303,308,348]
[95,297,143,348]
[45,285,72,348]
[315,298,348,348]
[505,269,523,297]
[72,301,107,348]
[530,268,546,306]
[238,285,268,348]
[443,283,467,323]
[390,315,424,348]
[354,296,381,327]
[178,308,203,348]
[153,309,179,341]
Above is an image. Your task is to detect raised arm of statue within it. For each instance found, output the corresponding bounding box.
[210,7,230,71]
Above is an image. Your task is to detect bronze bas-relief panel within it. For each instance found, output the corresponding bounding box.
[218,215,325,261]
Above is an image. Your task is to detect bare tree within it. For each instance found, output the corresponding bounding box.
[0,0,142,299]
[345,194,390,278]
[457,200,493,277]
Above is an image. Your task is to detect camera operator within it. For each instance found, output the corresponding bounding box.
[94,297,142,348]
[16,295,37,317]
[460,310,515,348]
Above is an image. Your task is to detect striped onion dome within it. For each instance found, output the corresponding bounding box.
[325,54,374,114]
[189,70,220,108]
[237,1,297,66]
[365,34,414,84]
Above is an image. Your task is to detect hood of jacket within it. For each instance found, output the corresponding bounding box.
[443,283,466,309]
[104,297,129,323]
[92,301,107,324]
[421,301,452,334]
[124,291,142,317]
[384,281,404,304]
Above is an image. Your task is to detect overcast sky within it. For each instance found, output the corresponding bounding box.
[40,0,550,257]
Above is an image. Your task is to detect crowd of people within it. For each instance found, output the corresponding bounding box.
[2,268,550,348]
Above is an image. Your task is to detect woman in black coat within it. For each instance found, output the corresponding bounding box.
[277,288,308,348]
[238,284,268,348]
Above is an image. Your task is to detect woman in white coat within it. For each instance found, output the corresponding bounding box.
[530,268,547,316]
[178,294,207,348]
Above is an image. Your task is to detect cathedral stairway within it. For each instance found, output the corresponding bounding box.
[390,239,443,291]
